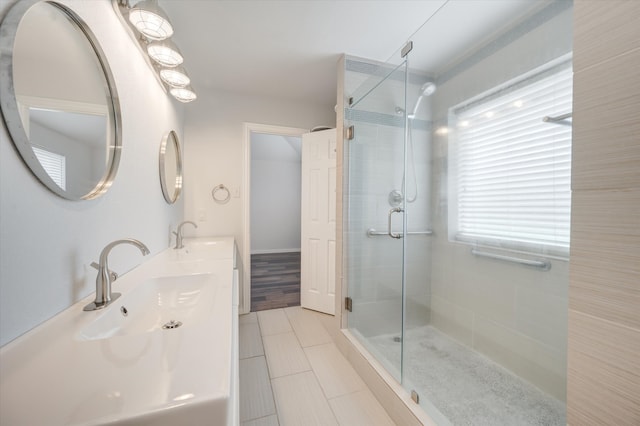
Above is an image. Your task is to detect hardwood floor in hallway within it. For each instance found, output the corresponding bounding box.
[250,252,301,312]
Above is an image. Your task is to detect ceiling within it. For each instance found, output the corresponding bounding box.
[160,0,545,108]
[30,109,106,147]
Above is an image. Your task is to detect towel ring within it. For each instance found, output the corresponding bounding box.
[212,184,231,204]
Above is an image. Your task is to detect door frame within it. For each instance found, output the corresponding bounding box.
[241,122,308,314]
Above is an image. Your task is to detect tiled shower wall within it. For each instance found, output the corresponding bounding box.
[427,3,573,402]
[568,0,640,424]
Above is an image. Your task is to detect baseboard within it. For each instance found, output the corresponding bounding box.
[251,248,301,255]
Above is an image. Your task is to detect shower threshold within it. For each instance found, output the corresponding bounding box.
[368,325,565,426]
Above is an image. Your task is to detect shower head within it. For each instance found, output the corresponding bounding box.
[408,81,436,119]
[420,81,437,97]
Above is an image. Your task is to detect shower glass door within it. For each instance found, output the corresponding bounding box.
[345,56,409,381]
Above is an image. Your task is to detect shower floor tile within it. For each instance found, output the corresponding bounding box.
[369,325,565,426]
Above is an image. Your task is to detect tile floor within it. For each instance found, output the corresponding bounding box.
[239,306,396,426]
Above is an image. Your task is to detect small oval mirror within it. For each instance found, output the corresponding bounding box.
[0,1,121,200]
[159,131,182,204]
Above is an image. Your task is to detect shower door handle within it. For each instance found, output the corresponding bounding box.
[388,207,404,239]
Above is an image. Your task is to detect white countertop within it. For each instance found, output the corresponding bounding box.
[0,237,238,426]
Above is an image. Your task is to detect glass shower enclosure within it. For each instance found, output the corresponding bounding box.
[343,1,572,424]
[345,47,433,383]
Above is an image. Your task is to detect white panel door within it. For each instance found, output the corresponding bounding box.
[301,129,336,315]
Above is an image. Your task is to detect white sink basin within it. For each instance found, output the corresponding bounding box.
[181,237,236,261]
[77,274,217,341]
[156,237,235,268]
[0,238,239,426]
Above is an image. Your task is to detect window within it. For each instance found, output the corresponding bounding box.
[448,60,572,255]
[32,146,66,190]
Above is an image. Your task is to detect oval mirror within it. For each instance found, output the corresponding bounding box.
[159,131,182,204]
[0,1,121,200]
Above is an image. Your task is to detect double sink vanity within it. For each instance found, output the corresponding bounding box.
[1,1,239,423]
[0,237,240,426]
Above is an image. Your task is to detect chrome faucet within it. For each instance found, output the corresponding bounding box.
[173,221,197,249]
[83,239,150,311]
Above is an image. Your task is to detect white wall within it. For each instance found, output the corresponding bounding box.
[0,0,184,346]
[182,89,335,260]
[250,133,302,253]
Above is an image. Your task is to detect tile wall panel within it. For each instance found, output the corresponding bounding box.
[573,0,640,71]
[569,1,640,424]
[568,310,640,425]
[572,49,640,191]
[570,190,640,329]
[572,110,640,191]
[474,316,567,401]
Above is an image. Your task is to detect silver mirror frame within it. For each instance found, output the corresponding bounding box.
[0,0,122,200]
[159,130,182,204]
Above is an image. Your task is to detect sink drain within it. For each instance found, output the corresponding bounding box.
[162,320,183,329]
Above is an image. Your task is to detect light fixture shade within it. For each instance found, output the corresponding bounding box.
[147,40,183,67]
[170,86,197,103]
[160,67,190,87]
[128,0,174,40]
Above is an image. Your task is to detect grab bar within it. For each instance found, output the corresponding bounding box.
[388,207,403,239]
[542,112,572,126]
[471,249,551,270]
[367,228,433,238]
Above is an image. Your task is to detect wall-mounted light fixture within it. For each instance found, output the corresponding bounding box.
[170,86,197,103]
[128,0,174,40]
[160,67,190,87]
[148,40,183,67]
[113,0,197,103]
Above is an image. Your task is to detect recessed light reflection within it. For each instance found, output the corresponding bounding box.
[513,100,524,108]
[459,120,470,127]
[485,111,495,118]
[173,393,195,402]
[436,127,449,135]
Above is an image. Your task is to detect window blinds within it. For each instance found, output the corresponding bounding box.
[33,146,66,191]
[450,65,572,252]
